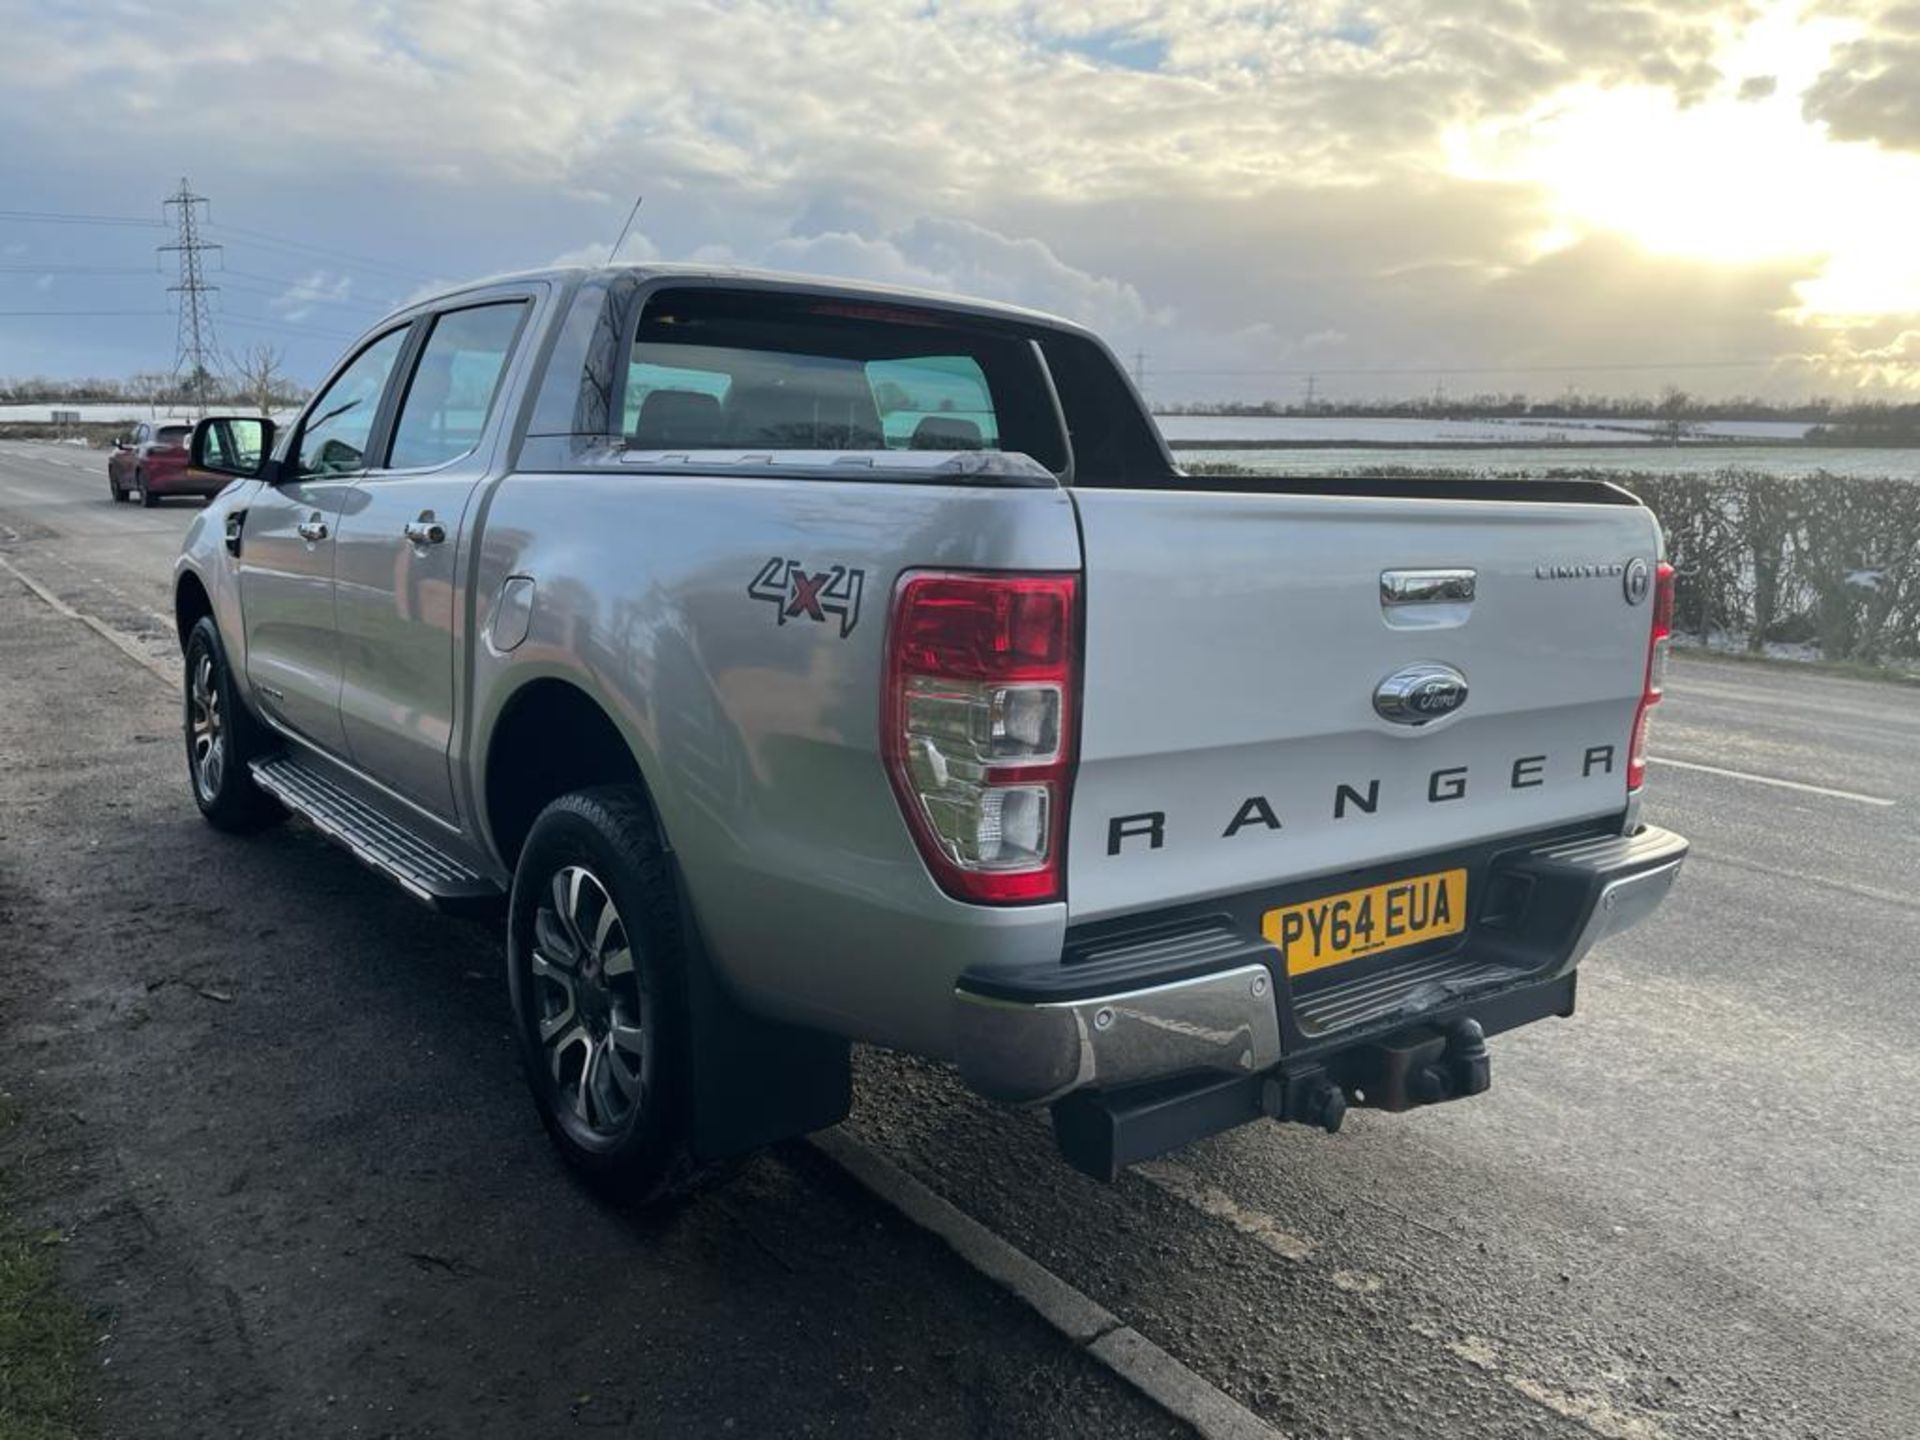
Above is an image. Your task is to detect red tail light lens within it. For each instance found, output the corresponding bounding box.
[1628,560,1675,791]
[883,571,1079,904]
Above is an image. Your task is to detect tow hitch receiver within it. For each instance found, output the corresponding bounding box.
[1338,1017,1492,1114]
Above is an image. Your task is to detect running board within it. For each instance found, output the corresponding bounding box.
[249,754,505,914]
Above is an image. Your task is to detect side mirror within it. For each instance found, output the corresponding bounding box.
[112,436,132,451]
[190,416,277,481]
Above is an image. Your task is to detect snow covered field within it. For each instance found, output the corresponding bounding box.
[1170,443,1918,480]
[1152,414,1816,445]
[0,402,299,425]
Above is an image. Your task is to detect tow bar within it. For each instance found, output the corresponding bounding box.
[1262,1017,1493,1133]
[1053,1015,1501,1180]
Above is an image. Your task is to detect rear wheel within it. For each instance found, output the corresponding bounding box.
[183,617,282,833]
[138,469,159,508]
[507,787,704,1203]
[108,473,126,503]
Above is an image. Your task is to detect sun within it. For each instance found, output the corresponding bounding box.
[1444,4,1920,323]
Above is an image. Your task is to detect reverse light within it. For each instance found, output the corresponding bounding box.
[1628,560,1675,791]
[883,571,1079,904]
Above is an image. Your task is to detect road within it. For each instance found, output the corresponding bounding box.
[1,439,1914,1438]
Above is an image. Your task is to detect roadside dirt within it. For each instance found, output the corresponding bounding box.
[0,582,1187,1439]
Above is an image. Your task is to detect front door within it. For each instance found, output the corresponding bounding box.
[333,299,530,821]
[239,326,411,756]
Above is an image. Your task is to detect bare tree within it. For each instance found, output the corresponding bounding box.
[225,343,288,417]
[1655,385,1697,446]
[126,370,176,411]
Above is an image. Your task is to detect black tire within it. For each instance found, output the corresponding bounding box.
[108,475,125,503]
[507,787,705,1203]
[139,471,159,508]
[183,616,283,833]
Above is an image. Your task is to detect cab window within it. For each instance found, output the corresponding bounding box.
[386,302,528,470]
[619,287,1064,469]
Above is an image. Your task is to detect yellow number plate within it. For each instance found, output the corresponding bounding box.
[1262,868,1467,978]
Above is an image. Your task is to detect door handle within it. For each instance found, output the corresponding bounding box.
[296,513,329,543]
[1380,568,1475,606]
[404,513,447,546]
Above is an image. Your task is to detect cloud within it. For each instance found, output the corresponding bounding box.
[0,0,1915,394]
[759,218,1165,334]
[1804,15,1920,150]
[270,270,353,322]
[1793,313,1920,389]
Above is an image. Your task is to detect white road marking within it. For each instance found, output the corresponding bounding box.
[1135,1159,1315,1261]
[1443,1332,1667,1440]
[1648,756,1895,807]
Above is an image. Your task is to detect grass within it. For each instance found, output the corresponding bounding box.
[0,1099,88,1440]
[1671,640,1920,687]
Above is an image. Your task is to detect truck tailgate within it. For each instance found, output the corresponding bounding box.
[1066,485,1661,922]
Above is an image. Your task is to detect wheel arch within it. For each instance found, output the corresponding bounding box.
[481,675,661,871]
[174,569,214,652]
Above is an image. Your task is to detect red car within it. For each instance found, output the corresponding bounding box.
[107,421,222,506]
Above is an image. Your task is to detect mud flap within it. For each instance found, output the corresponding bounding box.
[675,876,852,1163]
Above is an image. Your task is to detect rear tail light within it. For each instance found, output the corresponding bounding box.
[1628,560,1675,791]
[883,571,1079,904]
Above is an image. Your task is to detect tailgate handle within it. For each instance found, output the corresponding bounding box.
[1381,568,1475,606]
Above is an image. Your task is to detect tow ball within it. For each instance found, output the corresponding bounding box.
[1263,1018,1493,1133]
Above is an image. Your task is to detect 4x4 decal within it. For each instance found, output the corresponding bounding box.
[748,558,865,638]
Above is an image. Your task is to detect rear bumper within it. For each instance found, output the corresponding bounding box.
[145,464,221,496]
[953,823,1687,1108]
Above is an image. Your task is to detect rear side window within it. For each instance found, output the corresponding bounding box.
[387,301,527,470]
[622,289,1065,470]
[869,357,999,449]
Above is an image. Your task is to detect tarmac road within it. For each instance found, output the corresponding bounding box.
[1,439,1914,1438]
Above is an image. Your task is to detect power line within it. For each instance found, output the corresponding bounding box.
[203,222,435,285]
[0,265,160,276]
[0,309,170,317]
[159,180,224,412]
[212,275,390,312]
[0,207,163,228]
[217,312,362,342]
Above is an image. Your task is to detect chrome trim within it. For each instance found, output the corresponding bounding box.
[1623,556,1651,606]
[1567,856,1683,967]
[953,963,1282,1106]
[1380,567,1475,606]
[1372,661,1470,726]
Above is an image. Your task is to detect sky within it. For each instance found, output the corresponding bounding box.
[1,0,1917,405]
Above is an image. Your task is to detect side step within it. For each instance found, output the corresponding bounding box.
[250,754,505,914]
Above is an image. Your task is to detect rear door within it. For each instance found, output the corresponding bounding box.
[1066,484,1662,923]
[332,297,531,821]
[240,325,411,755]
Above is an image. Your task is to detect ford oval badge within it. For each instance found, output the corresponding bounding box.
[1374,662,1469,726]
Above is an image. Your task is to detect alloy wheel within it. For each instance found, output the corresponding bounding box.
[530,865,649,1136]
[188,651,225,803]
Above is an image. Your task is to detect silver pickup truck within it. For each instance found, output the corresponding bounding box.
[174,264,1688,1196]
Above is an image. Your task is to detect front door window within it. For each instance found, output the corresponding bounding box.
[296,329,408,478]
